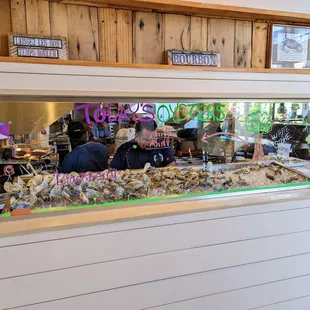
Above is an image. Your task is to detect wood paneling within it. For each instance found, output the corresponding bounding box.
[37,0,51,35]
[0,1,271,67]
[49,2,68,37]
[99,8,117,62]
[25,0,51,35]
[116,9,132,63]
[252,22,268,68]
[208,18,235,67]
[190,16,207,51]
[0,0,11,56]
[133,12,164,64]
[99,8,132,63]
[11,0,27,33]
[67,4,99,61]
[234,20,252,68]
[164,14,190,62]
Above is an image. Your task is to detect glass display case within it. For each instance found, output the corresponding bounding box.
[0,100,309,216]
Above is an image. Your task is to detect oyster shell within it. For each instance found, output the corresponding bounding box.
[85,189,100,200]
[266,173,275,181]
[115,186,125,199]
[80,192,89,204]
[50,186,63,198]
[32,175,43,186]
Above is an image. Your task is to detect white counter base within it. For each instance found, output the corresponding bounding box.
[1,196,310,310]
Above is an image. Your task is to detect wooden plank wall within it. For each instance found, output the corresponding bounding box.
[1,198,310,309]
[0,0,269,68]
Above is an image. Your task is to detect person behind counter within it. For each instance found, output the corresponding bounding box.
[61,121,109,173]
[110,120,175,170]
[64,114,72,126]
[64,114,72,134]
[114,120,136,153]
[93,118,110,143]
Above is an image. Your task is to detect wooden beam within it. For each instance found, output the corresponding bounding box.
[56,0,310,24]
[1,56,310,75]
[0,0,11,56]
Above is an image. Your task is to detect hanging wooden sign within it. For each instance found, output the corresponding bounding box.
[9,33,68,60]
[167,50,221,67]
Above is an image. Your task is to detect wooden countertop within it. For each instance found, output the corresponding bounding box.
[1,185,310,237]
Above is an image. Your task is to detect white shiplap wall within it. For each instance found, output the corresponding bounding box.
[1,198,310,310]
[2,62,310,100]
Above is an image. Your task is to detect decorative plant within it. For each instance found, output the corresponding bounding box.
[291,103,300,111]
[245,107,273,162]
[306,135,310,155]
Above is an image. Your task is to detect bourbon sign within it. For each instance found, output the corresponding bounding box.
[9,33,68,60]
[167,50,220,67]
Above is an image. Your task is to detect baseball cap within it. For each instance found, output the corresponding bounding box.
[68,121,87,139]
[64,114,72,121]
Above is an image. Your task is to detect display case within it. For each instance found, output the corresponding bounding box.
[0,99,309,217]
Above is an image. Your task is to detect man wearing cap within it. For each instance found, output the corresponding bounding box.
[110,120,175,170]
[61,121,109,173]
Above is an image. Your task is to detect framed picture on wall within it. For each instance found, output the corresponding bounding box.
[269,24,310,69]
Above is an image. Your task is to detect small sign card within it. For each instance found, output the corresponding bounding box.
[9,33,68,60]
[277,143,292,158]
[17,48,59,59]
[167,50,220,67]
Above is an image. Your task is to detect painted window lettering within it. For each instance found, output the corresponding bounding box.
[75,103,155,124]
[156,103,227,123]
[54,169,117,186]
[75,103,226,124]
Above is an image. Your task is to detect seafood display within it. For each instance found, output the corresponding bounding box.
[266,155,308,167]
[3,163,308,211]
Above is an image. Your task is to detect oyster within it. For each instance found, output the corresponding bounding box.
[32,175,43,186]
[163,171,176,179]
[10,196,18,208]
[125,180,144,191]
[115,186,125,199]
[266,173,275,181]
[85,189,100,200]
[4,182,23,194]
[50,186,63,198]
[34,178,49,194]
[251,165,260,172]
[143,162,151,173]
[44,174,54,184]
[213,183,223,191]
[80,192,89,204]
[142,174,150,184]
[152,173,163,182]
[17,176,26,185]
[104,189,113,198]
[238,175,248,186]
[4,182,14,194]
[241,168,251,174]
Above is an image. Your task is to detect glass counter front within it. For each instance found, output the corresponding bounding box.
[0,101,309,217]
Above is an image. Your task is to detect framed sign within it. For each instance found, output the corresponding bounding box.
[9,33,68,60]
[269,24,310,69]
[167,50,220,67]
